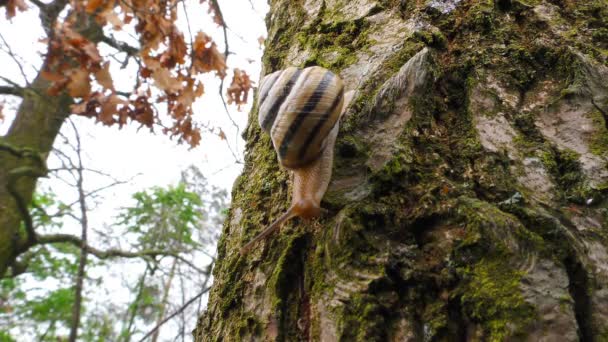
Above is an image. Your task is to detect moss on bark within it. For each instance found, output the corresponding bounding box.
[196,0,608,340]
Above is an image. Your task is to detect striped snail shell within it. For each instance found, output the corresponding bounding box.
[257,66,345,169]
[240,66,347,254]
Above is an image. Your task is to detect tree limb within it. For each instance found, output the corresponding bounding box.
[35,233,208,274]
[0,85,22,96]
[100,34,139,56]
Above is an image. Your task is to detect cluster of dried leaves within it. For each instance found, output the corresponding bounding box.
[4,0,253,147]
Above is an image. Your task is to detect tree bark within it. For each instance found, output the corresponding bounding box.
[196,0,608,340]
[0,2,105,276]
[0,64,71,276]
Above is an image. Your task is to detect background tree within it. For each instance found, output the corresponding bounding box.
[0,0,251,276]
[197,0,608,340]
[0,117,226,340]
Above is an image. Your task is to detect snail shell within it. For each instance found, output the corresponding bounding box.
[257,66,345,169]
[240,66,347,255]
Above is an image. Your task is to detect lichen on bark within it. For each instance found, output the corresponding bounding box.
[196,0,608,340]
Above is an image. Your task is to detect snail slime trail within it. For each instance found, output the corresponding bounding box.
[240,66,349,255]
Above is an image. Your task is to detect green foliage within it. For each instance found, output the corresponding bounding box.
[2,165,228,340]
[0,331,16,342]
[30,192,69,230]
[117,183,203,250]
[27,288,74,324]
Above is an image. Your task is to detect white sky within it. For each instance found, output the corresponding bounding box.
[0,0,269,339]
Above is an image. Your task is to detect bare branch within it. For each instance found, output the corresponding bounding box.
[0,32,29,85]
[136,285,212,342]
[27,0,46,10]
[211,0,244,164]
[68,120,87,342]
[35,233,208,274]
[100,34,139,56]
[0,85,22,96]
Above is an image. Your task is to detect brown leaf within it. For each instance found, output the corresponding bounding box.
[151,68,183,93]
[4,0,27,19]
[100,8,123,30]
[161,31,187,67]
[0,102,4,123]
[205,0,225,26]
[133,96,155,127]
[98,94,124,125]
[41,70,65,82]
[192,32,227,78]
[94,62,114,90]
[226,68,252,109]
[218,128,226,140]
[67,69,91,98]
[123,14,133,25]
[257,36,265,49]
[85,0,104,13]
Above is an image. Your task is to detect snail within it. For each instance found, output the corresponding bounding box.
[240,66,351,254]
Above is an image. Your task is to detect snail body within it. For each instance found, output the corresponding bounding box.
[240,66,347,254]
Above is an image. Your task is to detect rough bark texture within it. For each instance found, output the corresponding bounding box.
[196,0,608,340]
[0,70,71,276]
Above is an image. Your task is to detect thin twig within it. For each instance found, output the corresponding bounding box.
[0,32,29,85]
[136,285,211,342]
[209,0,243,163]
[68,120,87,342]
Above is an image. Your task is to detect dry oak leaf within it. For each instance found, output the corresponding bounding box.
[4,0,27,19]
[226,68,252,108]
[98,94,125,125]
[67,69,92,98]
[178,81,204,109]
[161,30,188,67]
[192,31,226,78]
[85,0,104,13]
[133,96,155,127]
[94,62,114,90]
[151,68,183,93]
[99,8,124,30]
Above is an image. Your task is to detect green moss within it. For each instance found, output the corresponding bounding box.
[412,30,447,49]
[262,2,307,69]
[458,258,535,341]
[340,294,389,341]
[536,146,601,203]
[589,110,608,158]
[466,0,496,32]
[299,15,371,71]
[383,41,426,75]
[217,257,247,315]
[235,314,263,338]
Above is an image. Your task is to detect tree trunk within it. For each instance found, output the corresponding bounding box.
[0,65,71,276]
[196,0,608,340]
